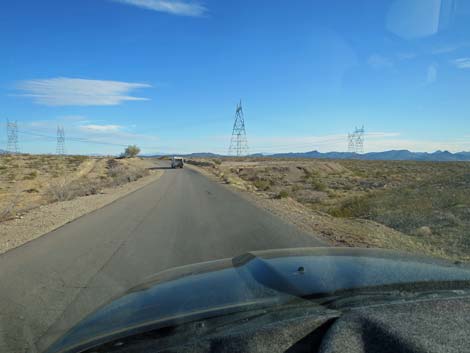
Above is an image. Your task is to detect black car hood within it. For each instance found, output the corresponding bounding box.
[45,247,470,353]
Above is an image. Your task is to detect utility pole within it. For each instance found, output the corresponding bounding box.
[228,100,249,156]
[6,119,19,154]
[56,125,65,155]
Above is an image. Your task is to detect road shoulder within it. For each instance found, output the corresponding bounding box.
[0,169,164,255]
[185,163,331,244]
[185,162,446,259]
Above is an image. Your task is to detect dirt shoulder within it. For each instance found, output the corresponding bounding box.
[186,159,462,262]
[0,157,163,255]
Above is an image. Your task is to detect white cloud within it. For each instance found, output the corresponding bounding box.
[451,58,470,69]
[111,0,206,17]
[367,54,394,69]
[426,63,438,84]
[17,77,151,106]
[79,124,123,133]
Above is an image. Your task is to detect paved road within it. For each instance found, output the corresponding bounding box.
[0,161,324,353]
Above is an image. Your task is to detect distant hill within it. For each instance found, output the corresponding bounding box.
[269,150,470,161]
[145,152,222,158]
[183,152,222,158]
[146,150,470,162]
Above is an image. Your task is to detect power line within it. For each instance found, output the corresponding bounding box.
[16,127,168,154]
[228,100,249,156]
[18,129,130,148]
[6,119,19,154]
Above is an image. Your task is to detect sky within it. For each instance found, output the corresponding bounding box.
[1,0,470,155]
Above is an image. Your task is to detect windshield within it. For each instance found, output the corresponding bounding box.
[1,1,470,352]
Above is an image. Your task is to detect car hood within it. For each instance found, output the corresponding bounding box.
[45,247,470,353]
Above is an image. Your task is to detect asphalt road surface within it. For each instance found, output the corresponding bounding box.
[0,160,324,353]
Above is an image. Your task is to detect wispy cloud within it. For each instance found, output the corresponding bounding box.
[433,41,470,55]
[367,54,394,70]
[426,63,438,84]
[451,58,470,69]
[16,77,151,106]
[111,0,206,17]
[79,124,123,133]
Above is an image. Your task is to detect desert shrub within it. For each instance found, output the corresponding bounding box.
[23,171,38,180]
[107,159,120,172]
[253,178,271,191]
[303,168,315,179]
[0,192,21,221]
[185,159,215,168]
[7,173,17,181]
[107,162,148,186]
[329,196,372,218]
[46,178,102,202]
[46,179,76,202]
[416,226,432,237]
[309,177,326,191]
[291,184,301,192]
[69,155,88,162]
[276,190,290,199]
[67,155,89,167]
[79,181,101,196]
[302,168,326,191]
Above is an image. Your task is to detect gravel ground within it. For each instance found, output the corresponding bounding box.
[0,170,163,255]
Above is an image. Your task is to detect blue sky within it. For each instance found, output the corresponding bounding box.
[1,0,470,155]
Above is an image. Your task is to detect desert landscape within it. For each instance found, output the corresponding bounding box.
[0,154,153,222]
[187,157,470,261]
[3,154,470,262]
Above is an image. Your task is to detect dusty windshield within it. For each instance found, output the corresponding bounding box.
[1,0,470,352]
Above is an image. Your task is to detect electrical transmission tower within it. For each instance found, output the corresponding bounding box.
[347,126,365,153]
[347,133,355,153]
[56,125,66,155]
[354,126,365,153]
[228,100,249,156]
[6,119,19,154]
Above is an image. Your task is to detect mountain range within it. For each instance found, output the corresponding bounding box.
[155,150,470,162]
[3,150,469,162]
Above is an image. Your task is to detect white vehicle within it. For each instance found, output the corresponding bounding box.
[171,156,184,169]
